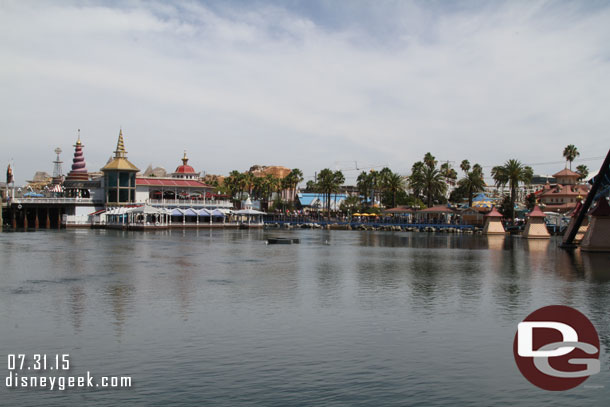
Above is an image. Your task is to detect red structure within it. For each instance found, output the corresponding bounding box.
[65,133,88,182]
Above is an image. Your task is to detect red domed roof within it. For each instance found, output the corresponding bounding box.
[175,164,195,174]
[174,151,196,174]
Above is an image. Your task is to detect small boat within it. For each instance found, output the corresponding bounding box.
[266,238,300,244]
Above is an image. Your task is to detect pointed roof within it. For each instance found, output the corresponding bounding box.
[590,197,610,217]
[553,168,580,178]
[527,205,546,218]
[484,207,503,218]
[65,130,89,181]
[101,129,139,172]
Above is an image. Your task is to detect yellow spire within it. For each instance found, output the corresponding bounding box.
[182,150,189,165]
[115,128,126,158]
[75,129,82,146]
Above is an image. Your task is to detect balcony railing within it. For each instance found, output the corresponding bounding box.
[10,197,101,204]
[147,199,233,208]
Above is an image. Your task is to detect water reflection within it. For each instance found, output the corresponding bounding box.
[2,229,610,406]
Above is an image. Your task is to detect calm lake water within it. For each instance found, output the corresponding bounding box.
[1,229,610,406]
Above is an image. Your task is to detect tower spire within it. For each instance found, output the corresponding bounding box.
[65,130,88,181]
[182,150,189,165]
[115,128,126,158]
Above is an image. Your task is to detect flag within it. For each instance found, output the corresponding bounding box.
[6,164,13,184]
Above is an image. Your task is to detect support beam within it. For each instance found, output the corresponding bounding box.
[34,208,39,229]
[561,148,610,249]
[46,209,51,229]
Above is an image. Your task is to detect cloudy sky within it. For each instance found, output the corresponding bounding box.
[1,0,609,184]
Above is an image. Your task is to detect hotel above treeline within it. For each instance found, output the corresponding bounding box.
[3,130,267,230]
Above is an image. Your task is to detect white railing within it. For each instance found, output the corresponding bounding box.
[147,199,233,208]
[11,197,101,204]
[62,215,91,225]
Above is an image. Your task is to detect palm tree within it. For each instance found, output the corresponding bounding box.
[424,152,437,169]
[460,160,471,173]
[263,174,279,205]
[440,162,457,183]
[357,171,373,207]
[384,172,406,208]
[422,165,447,207]
[563,145,579,170]
[287,168,304,202]
[340,195,361,214]
[408,161,425,201]
[316,169,345,217]
[576,164,589,181]
[224,170,243,202]
[458,164,485,208]
[491,159,533,220]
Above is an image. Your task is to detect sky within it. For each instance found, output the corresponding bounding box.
[1,0,609,185]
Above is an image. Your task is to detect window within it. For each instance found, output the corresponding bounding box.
[106,172,117,188]
[119,172,130,187]
[119,189,129,203]
[108,189,117,203]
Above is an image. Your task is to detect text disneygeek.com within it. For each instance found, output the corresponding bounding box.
[5,354,132,391]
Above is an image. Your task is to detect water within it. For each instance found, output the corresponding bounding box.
[1,229,609,406]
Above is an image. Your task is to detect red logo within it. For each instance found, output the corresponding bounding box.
[513,305,600,391]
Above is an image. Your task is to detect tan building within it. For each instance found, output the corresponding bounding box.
[523,205,550,239]
[483,207,505,235]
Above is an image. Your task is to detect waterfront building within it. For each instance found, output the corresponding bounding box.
[297,193,347,213]
[483,207,505,235]
[536,168,589,213]
[136,151,215,204]
[580,197,610,252]
[523,205,550,239]
[101,130,139,205]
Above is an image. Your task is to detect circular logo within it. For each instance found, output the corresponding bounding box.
[513,305,600,391]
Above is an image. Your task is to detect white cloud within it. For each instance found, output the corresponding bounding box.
[1,0,608,184]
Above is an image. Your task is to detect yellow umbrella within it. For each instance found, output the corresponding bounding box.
[353,213,362,216]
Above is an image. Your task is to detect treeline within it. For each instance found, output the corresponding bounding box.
[210,144,587,219]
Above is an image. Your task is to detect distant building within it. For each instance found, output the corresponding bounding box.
[249,165,291,179]
[536,168,589,213]
[297,193,347,212]
[136,151,214,202]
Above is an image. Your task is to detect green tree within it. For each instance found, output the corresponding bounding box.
[409,155,447,207]
[382,171,406,208]
[562,144,579,170]
[223,170,243,202]
[440,162,457,183]
[340,195,361,214]
[424,152,437,169]
[316,169,345,217]
[491,159,533,220]
[357,171,373,207]
[458,162,485,208]
[421,165,447,207]
[460,160,471,173]
[286,168,304,202]
[576,164,589,181]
